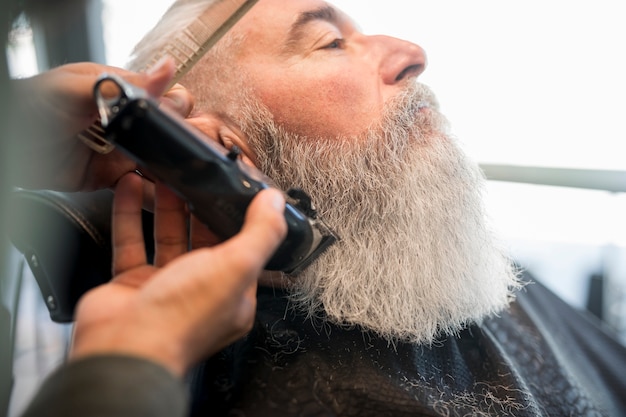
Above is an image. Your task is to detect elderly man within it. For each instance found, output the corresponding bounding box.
[129,0,626,416]
[11,0,626,416]
[130,0,519,344]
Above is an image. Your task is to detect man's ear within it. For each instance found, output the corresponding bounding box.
[184,111,258,168]
[216,123,257,168]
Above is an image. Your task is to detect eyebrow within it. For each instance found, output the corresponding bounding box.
[283,5,340,53]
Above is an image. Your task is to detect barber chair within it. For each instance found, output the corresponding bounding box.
[6,189,116,323]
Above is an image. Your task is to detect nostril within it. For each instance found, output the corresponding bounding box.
[395,64,424,82]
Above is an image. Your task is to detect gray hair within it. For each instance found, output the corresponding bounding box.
[128,0,249,113]
[127,0,216,71]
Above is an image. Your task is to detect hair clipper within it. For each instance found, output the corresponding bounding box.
[94,75,338,275]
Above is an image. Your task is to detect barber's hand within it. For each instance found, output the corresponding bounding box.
[9,59,193,191]
[70,173,287,376]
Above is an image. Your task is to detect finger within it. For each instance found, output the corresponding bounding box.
[141,176,156,212]
[209,189,287,283]
[242,277,258,308]
[161,83,195,117]
[120,58,176,99]
[144,58,177,97]
[113,173,147,275]
[154,182,189,267]
[190,215,222,249]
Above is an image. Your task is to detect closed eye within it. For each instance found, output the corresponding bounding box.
[322,38,344,49]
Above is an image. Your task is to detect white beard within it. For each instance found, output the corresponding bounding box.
[236,82,521,344]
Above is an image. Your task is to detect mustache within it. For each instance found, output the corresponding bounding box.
[391,82,440,113]
[365,82,448,155]
[331,82,450,179]
[382,82,441,125]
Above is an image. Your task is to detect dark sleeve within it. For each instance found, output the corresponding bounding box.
[20,355,188,417]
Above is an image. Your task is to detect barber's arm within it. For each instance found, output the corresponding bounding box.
[21,177,286,417]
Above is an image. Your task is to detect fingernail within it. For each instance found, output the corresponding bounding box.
[161,94,186,113]
[268,190,285,212]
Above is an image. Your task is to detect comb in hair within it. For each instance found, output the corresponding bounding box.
[78,0,258,153]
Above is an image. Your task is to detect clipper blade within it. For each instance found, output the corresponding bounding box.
[287,219,339,276]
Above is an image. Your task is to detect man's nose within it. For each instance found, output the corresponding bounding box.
[374,35,427,85]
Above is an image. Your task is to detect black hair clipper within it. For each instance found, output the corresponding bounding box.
[94,75,338,275]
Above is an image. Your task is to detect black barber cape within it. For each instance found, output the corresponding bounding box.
[190,278,626,417]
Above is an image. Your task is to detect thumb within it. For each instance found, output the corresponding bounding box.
[125,58,177,98]
[215,189,287,278]
[161,83,195,118]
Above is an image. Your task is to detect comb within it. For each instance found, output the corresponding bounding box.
[78,0,258,153]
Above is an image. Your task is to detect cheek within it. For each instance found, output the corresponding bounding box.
[258,73,381,138]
